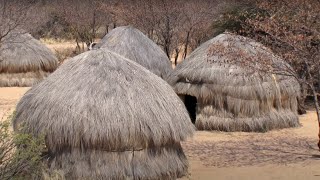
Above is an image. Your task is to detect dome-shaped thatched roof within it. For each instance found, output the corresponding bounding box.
[0,32,58,87]
[96,26,172,80]
[13,49,194,179]
[168,33,300,132]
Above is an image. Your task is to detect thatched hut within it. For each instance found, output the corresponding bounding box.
[96,26,172,80]
[0,32,58,87]
[13,49,194,179]
[168,33,300,132]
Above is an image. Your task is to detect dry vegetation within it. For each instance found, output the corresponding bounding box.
[40,38,83,63]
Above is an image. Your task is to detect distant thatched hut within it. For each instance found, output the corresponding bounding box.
[13,49,194,179]
[168,33,300,132]
[96,26,172,80]
[0,33,58,87]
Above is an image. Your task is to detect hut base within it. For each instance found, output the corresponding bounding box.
[48,144,189,180]
[196,109,300,132]
[0,71,49,87]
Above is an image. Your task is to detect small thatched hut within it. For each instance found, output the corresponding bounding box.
[168,33,300,132]
[96,26,172,80]
[13,49,194,179]
[0,32,58,87]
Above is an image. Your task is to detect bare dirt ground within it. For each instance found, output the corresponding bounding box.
[0,87,29,122]
[181,111,320,180]
[1,87,319,180]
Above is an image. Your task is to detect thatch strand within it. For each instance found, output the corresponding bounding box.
[13,49,194,179]
[0,32,58,86]
[96,26,172,80]
[168,33,300,132]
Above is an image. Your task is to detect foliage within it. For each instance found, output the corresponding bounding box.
[0,112,46,180]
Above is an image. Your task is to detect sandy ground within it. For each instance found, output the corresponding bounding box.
[181,111,320,180]
[0,87,29,121]
[1,87,320,180]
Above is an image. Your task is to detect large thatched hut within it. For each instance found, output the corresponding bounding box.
[0,32,58,87]
[13,49,194,179]
[168,33,300,132]
[95,26,172,80]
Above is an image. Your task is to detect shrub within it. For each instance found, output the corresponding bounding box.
[0,112,46,180]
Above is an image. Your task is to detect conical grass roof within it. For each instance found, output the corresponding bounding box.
[96,26,172,80]
[168,33,300,132]
[13,49,194,179]
[0,32,58,86]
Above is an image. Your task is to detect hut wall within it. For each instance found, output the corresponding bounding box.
[0,71,50,87]
[49,143,188,180]
[194,93,300,132]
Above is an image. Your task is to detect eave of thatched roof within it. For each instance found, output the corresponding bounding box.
[96,26,172,80]
[0,32,58,73]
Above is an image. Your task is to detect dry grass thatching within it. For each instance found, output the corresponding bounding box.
[168,33,300,132]
[0,33,58,87]
[95,26,172,80]
[13,49,194,179]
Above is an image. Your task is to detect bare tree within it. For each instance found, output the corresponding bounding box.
[222,0,320,149]
[0,0,39,48]
[105,0,223,64]
[52,0,110,52]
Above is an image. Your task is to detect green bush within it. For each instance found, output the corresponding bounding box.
[0,112,46,180]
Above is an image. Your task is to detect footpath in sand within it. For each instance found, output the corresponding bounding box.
[0,87,320,180]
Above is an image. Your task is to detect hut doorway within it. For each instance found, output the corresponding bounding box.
[184,95,197,124]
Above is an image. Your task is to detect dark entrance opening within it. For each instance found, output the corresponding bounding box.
[184,95,197,124]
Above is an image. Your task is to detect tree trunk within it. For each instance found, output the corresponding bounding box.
[163,15,171,59]
[298,76,308,114]
[297,97,307,115]
[75,38,80,52]
[304,60,320,150]
[91,10,97,42]
[310,86,320,150]
[318,70,320,91]
[81,42,85,52]
[174,48,179,66]
[105,24,109,35]
[183,31,190,59]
